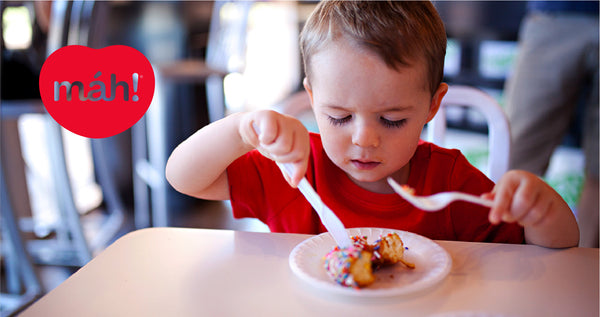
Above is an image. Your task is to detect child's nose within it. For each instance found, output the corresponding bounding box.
[352,124,379,148]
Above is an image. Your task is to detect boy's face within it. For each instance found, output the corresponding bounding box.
[304,40,447,193]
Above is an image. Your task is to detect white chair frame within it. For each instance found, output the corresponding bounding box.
[427,85,511,183]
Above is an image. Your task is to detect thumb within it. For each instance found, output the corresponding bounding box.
[481,192,494,200]
[277,160,307,188]
[290,160,308,187]
[281,170,296,188]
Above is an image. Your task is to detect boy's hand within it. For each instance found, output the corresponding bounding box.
[239,110,310,188]
[484,170,579,248]
[484,170,558,227]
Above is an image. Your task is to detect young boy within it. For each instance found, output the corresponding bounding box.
[166,1,579,248]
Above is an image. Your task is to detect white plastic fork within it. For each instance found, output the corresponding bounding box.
[387,177,494,211]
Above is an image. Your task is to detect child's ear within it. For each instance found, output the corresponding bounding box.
[303,77,315,108]
[426,83,448,123]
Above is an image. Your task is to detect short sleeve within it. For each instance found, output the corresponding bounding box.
[448,153,525,243]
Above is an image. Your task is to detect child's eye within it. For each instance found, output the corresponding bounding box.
[328,115,352,126]
[380,117,406,128]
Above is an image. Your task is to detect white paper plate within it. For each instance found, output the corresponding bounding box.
[289,228,451,297]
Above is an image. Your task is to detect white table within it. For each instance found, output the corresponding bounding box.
[21,228,599,316]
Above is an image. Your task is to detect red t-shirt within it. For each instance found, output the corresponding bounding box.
[227,133,524,243]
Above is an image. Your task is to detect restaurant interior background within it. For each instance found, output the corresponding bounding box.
[0,0,590,312]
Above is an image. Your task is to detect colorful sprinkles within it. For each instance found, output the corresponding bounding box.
[323,243,365,288]
[323,232,411,288]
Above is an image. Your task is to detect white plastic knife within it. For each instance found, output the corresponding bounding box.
[252,124,351,248]
[278,163,351,248]
[276,163,352,249]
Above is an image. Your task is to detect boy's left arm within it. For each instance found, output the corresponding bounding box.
[484,170,580,248]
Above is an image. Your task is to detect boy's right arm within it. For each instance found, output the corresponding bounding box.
[165,112,253,200]
[165,110,311,201]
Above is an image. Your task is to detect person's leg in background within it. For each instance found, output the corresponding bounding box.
[505,14,580,175]
[578,39,599,248]
[504,13,599,247]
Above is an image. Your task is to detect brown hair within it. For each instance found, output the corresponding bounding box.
[300,0,446,95]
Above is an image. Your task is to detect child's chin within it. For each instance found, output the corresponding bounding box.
[346,173,393,193]
[347,171,384,184]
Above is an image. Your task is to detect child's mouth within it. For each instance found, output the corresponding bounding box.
[351,160,381,170]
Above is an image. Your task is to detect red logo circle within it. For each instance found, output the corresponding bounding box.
[39,45,155,138]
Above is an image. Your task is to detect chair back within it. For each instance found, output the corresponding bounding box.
[427,85,511,183]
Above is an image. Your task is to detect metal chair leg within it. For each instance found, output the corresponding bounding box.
[0,167,43,316]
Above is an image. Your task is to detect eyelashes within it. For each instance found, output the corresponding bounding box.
[327,115,352,126]
[380,117,407,128]
[327,115,407,128]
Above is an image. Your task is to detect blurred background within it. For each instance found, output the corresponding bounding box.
[0,1,591,314]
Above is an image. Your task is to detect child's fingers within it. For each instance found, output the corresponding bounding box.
[487,190,504,224]
[488,170,559,228]
[255,110,287,146]
[508,177,540,223]
[488,181,516,224]
[244,128,261,150]
[276,159,308,188]
[256,119,278,145]
[249,111,310,188]
[481,192,494,200]
[241,115,264,148]
[488,204,504,225]
[482,191,500,223]
[482,191,510,224]
[260,121,309,164]
[517,195,552,227]
[290,160,309,187]
[280,168,295,188]
[259,129,294,157]
[256,115,300,158]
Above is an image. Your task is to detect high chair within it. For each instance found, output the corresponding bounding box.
[427,85,511,183]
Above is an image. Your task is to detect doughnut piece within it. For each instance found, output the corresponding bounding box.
[323,232,415,288]
[323,245,375,288]
[373,232,415,269]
